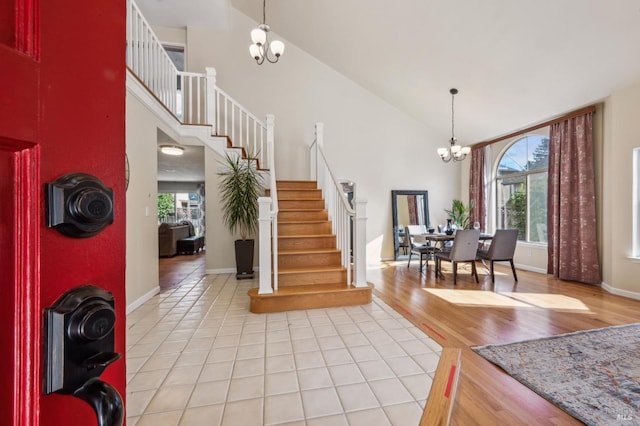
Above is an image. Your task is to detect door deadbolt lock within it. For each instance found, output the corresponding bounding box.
[44,285,123,426]
[46,172,114,238]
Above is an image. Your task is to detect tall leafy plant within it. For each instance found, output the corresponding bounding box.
[218,153,264,240]
[445,199,475,229]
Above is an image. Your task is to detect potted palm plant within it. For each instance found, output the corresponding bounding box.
[218,152,264,279]
[445,199,475,230]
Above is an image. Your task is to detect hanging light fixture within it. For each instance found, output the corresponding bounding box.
[249,0,285,65]
[437,88,471,163]
[159,144,185,156]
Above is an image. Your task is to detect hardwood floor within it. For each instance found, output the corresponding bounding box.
[159,254,640,424]
[371,259,640,425]
[158,250,206,290]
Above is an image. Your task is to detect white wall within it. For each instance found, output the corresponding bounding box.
[204,147,238,273]
[601,79,640,296]
[167,8,461,265]
[126,91,162,310]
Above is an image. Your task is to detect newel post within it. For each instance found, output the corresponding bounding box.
[310,122,324,180]
[258,197,273,294]
[353,199,368,287]
[205,67,217,133]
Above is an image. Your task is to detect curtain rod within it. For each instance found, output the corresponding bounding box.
[472,104,597,150]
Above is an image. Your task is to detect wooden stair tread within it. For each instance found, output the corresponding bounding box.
[277,265,346,274]
[279,248,341,255]
[279,208,326,212]
[249,283,369,296]
[279,234,335,239]
[248,283,372,313]
[279,220,330,224]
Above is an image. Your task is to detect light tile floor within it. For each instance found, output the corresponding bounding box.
[126,273,441,425]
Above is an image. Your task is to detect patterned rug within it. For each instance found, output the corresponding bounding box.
[473,323,640,426]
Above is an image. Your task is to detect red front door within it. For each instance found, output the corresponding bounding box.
[0,0,126,425]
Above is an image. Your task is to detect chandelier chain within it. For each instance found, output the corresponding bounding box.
[451,90,455,141]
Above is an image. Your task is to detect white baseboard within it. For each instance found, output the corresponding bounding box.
[513,263,547,274]
[206,268,237,274]
[206,266,261,275]
[127,286,160,314]
[601,281,640,301]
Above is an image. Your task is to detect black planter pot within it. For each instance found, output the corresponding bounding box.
[235,239,254,279]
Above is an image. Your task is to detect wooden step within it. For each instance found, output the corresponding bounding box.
[278,209,328,222]
[268,188,323,200]
[278,234,336,250]
[278,199,326,210]
[248,283,372,313]
[278,248,342,268]
[279,221,333,235]
[276,180,318,190]
[277,266,347,286]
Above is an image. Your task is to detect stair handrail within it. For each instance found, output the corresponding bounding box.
[126,0,271,170]
[127,0,181,117]
[309,123,368,287]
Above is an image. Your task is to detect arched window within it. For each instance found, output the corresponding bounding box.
[496,134,549,243]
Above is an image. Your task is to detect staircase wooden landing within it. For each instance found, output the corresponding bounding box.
[248,180,372,313]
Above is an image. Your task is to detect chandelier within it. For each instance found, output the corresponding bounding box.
[437,88,471,162]
[249,0,285,65]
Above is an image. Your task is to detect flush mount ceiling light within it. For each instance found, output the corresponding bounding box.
[249,0,285,65]
[437,88,471,163]
[159,144,185,156]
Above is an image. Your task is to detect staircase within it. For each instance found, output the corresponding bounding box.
[126,0,369,312]
[248,180,371,313]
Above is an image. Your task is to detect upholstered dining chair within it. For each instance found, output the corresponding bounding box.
[476,228,519,283]
[435,229,480,284]
[406,225,438,273]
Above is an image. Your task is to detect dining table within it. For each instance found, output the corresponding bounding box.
[417,231,493,246]
[414,231,493,276]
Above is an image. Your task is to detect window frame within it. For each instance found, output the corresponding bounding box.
[492,133,549,244]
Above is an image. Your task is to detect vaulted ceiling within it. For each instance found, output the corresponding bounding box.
[138,0,640,144]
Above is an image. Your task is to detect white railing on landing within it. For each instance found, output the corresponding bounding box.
[311,123,367,288]
[126,0,270,169]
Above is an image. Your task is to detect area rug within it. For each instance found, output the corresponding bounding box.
[473,323,640,425]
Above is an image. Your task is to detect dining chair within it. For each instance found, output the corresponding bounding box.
[476,229,519,283]
[406,225,438,273]
[435,229,480,284]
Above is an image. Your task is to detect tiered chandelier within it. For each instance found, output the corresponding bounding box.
[249,0,285,65]
[437,88,471,162]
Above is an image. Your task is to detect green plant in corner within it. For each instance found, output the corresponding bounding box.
[445,199,475,229]
[218,152,264,240]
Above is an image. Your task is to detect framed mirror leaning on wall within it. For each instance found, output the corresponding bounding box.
[391,190,430,260]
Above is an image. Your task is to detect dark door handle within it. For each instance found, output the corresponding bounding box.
[73,378,123,426]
